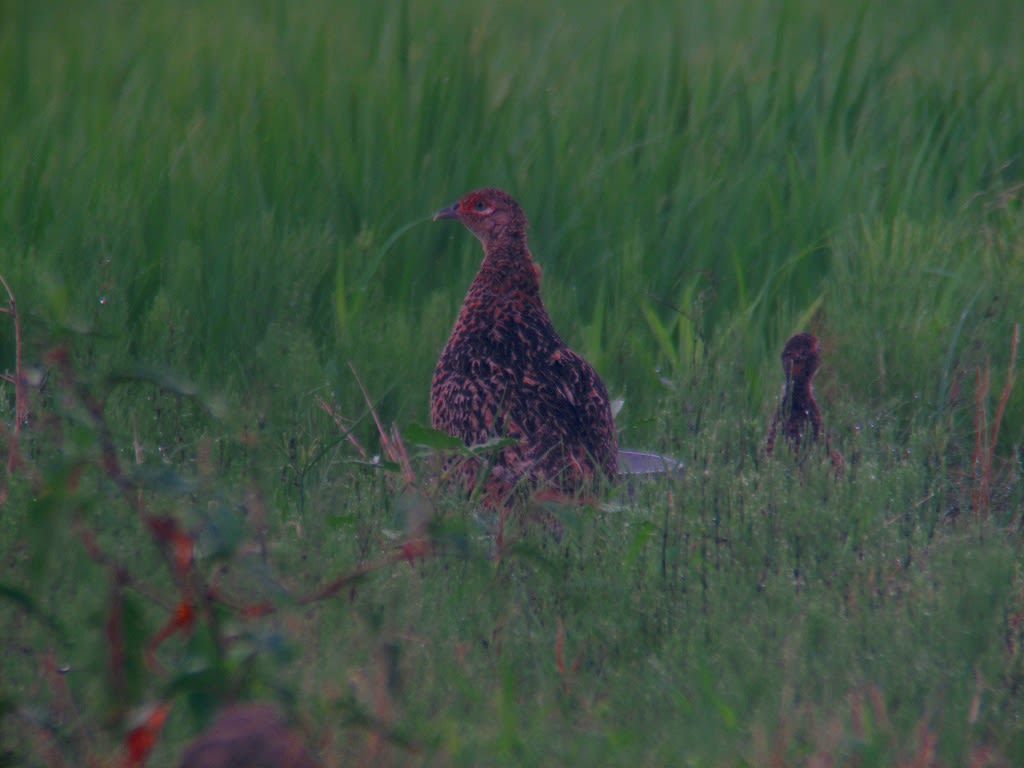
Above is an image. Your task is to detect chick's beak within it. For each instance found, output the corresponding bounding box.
[433,202,460,221]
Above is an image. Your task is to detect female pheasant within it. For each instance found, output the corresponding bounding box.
[431,188,618,500]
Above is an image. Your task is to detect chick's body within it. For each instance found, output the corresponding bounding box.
[766,332,823,455]
[431,188,617,497]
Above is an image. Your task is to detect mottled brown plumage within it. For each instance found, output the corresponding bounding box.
[431,188,618,499]
[766,332,824,455]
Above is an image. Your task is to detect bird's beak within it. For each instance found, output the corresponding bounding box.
[433,202,459,221]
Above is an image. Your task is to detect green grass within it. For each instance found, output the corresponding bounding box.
[2,0,1023,764]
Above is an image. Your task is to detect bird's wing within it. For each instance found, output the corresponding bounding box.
[510,346,618,476]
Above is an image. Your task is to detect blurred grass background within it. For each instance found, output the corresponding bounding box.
[1,0,1023,764]
[3,0,1020,437]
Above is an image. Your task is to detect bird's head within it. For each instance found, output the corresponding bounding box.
[433,188,528,245]
[781,333,821,382]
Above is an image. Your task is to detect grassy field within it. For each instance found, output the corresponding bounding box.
[2,0,1023,764]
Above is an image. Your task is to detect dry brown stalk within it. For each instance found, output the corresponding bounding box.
[971,323,1019,518]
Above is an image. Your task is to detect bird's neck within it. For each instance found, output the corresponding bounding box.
[473,239,542,298]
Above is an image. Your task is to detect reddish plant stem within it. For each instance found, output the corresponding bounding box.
[970,323,1018,518]
[1,273,27,478]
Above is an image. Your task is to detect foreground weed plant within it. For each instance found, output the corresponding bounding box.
[0,341,456,764]
[2,319,1023,765]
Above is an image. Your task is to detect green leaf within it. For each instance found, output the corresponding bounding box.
[326,511,358,530]
[164,664,228,700]
[0,582,68,641]
[104,366,226,417]
[463,436,518,456]
[105,365,200,397]
[26,487,66,586]
[119,593,149,705]
[404,423,465,450]
[196,503,246,561]
[640,300,679,372]
[346,458,403,473]
[624,521,656,566]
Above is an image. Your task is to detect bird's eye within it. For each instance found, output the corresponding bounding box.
[473,200,488,211]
